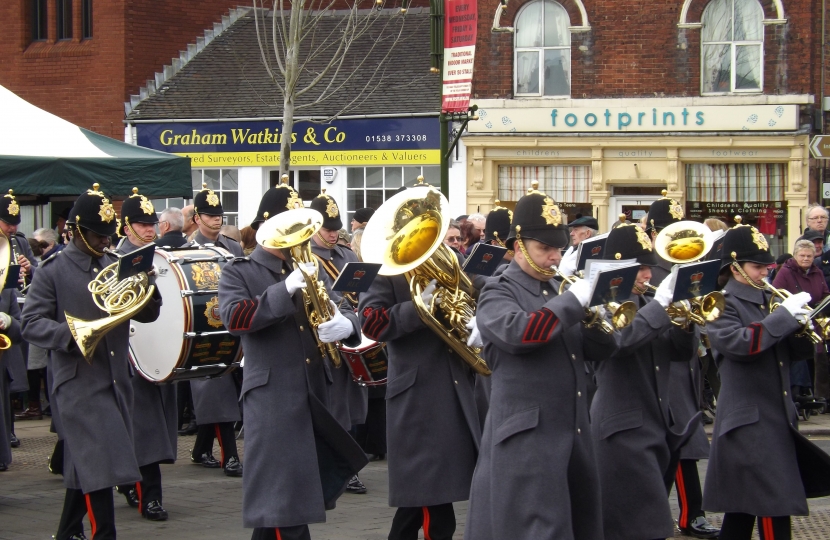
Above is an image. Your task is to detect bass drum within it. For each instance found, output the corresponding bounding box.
[129,246,242,382]
[339,335,388,386]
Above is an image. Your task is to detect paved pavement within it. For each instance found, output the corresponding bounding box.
[2,416,830,539]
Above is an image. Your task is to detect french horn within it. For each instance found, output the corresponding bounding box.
[361,181,491,376]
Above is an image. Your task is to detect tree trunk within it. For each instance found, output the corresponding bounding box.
[279,1,304,176]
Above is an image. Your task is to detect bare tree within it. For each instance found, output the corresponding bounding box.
[252,0,411,174]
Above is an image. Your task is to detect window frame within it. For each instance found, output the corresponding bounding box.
[82,0,93,39]
[345,165,439,231]
[31,0,48,42]
[57,0,73,41]
[513,0,572,98]
[700,0,764,95]
[191,168,240,227]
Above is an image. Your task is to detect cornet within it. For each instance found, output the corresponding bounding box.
[551,267,637,334]
[641,283,724,329]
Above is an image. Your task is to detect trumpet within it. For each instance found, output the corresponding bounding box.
[552,267,637,334]
[642,283,725,328]
[764,282,824,344]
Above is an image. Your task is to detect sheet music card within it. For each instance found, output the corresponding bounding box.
[582,259,639,307]
[671,259,721,303]
[575,233,609,272]
[332,262,382,293]
[462,243,507,276]
[117,243,156,281]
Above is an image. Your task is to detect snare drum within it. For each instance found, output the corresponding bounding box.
[339,335,388,386]
[129,246,243,382]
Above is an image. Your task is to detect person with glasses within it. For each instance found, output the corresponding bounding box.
[805,204,830,253]
[443,222,464,253]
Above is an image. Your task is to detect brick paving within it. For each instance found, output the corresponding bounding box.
[2,417,830,539]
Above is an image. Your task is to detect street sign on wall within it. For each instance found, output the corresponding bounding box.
[810,135,830,159]
[441,0,477,113]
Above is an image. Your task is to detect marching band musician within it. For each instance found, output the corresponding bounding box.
[186,184,244,477]
[0,283,24,472]
[703,220,830,540]
[218,185,367,540]
[645,197,719,539]
[590,219,699,540]
[463,189,617,540]
[21,185,162,540]
[111,188,176,521]
[309,191,369,494]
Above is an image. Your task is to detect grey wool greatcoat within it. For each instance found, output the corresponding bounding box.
[358,274,481,508]
[0,289,23,465]
[464,261,618,540]
[1,289,26,395]
[218,245,368,529]
[117,238,177,466]
[590,294,700,540]
[703,279,825,517]
[310,242,368,428]
[21,241,162,493]
[188,232,243,425]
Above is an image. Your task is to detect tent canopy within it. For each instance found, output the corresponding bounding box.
[0,85,191,198]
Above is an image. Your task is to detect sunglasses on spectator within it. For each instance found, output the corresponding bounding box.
[446,236,463,242]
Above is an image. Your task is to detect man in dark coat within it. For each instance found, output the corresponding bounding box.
[112,188,177,521]
[309,190,369,494]
[0,287,23,471]
[464,189,618,540]
[591,219,701,540]
[154,207,188,249]
[22,184,162,540]
[219,184,367,540]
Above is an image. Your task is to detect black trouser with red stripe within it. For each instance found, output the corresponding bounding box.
[250,525,311,540]
[55,488,115,540]
[674,459,705,528]
[720,513,790,540]
[116,462,163,511]
[192,422,238,466]
[388,504,455,540]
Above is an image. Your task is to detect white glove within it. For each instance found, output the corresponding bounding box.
[285,262,315,297]
[780,291,812,320]
[466,316,483,348]
[557,250,577,278]
[568,278,593,308]
[653,277,675,308]
[0,312,10,331]
[421,279,437,306]
[317,301,354,343]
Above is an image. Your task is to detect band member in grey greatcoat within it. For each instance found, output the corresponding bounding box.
[591,220,700,540]
[112,188,177,521]
[358,184,481,540]
[309,191,370,494]
[0,287,23,471]
[704,220,830,540]
[22,184,162,540]
[186,184,244,477]
[464,190,618,540]
[219,185,367,540]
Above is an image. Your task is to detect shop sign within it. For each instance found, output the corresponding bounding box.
[603,148,668,159]
[484,148,592,159]
[442,0,477,113]
[135,117,439,166]
[679,148,792,159]
[686,201,785,223]
[810,135,830,159]
[468,105,797,133]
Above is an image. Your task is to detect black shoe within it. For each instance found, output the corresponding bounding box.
[679,516,721,539]
[224,456,243,477]
[115,485,139,508]
[9,433,19,448]
[191,452,221,468]
[178,420,198,435]
[0,462,7,472]
[67,534,88,540]
[366,453,385,461]
[346,474,367,494]
[142,500,169,521]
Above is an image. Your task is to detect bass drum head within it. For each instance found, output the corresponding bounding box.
[129,249,188,382]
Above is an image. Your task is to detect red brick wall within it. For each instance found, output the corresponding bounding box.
[473,0,826,101]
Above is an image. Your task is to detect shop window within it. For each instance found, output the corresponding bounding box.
[514,0,571,97]
[345,166,439,231]
[57,0,73,41]
[271,170,321,201]
[498,165,592,222]
[31,0,47,41]
[82,0,93,39]
[701,0,764,94]
[192,169,239,226]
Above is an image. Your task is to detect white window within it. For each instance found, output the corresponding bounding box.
[514,0,571,97]
[191,169,239,226]
[701,0,763,94]
[345,166,439,231]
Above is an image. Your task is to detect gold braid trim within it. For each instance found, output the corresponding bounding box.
[515,227,554,278]
[125,216,158,243]
[75,219,105,257]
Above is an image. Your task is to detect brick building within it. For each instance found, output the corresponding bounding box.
[464,0,830,255]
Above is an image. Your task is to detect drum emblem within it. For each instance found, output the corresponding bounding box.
[192,262,221,290]
[205,296,224,328]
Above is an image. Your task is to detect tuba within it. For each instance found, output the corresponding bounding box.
[361,182,491,376]
[65,250,157,362]
[256,208,342,368]
[651,220,725,327]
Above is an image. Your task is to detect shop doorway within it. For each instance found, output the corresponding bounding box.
[608,195,661,230]
[269,169,321,202]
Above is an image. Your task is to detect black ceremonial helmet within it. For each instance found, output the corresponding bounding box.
[250,175,303,231]
[120,187,159,239]
[67,184,118,239]
[0,190,21,226]
[485,200,513,248]
[194,182,224,218]
[646,190,684,235]
[507,182,569,277]
[309,189,344,232]
[720,216,775,274]
[603,215,658,266]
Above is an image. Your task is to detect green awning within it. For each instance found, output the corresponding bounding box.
[0,85,191,198]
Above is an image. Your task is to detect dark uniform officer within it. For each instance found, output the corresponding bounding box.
[309,191,369,494]
[0,288,23,471]
[704,220,830,540]
[22,184,162,540]
[465,190,617,540]
[358,184,481,540]
[186,184,245,476]
[644,195,719,539]
[591,221,700,540]
[112,188,176,521]
[219,185,367,540]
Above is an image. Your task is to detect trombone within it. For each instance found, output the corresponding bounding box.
[551,267,637,333]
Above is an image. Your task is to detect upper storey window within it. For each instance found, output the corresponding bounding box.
[701,0,764,94]
[514,0,571,97]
